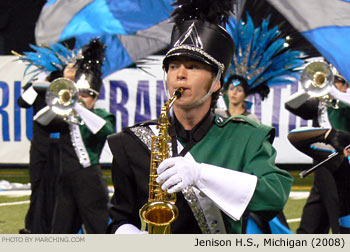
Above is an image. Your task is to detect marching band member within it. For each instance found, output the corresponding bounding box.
[51,39,115,234]
[286,64,350,234]
[215,12,306,234]
[107,0,293,234]
[15,44,74,234]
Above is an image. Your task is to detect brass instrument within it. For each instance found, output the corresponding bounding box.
[140,87,183,234]
[45,78,82,125]
[300,61,338,108]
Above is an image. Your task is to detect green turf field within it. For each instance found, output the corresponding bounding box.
[0,168,312,234]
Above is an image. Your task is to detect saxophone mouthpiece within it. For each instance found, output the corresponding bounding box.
[174,88,184,98]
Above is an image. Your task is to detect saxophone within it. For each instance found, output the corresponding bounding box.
[140,87,183,234]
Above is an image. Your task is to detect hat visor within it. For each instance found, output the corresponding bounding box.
[78,88,99,97]
[162,48,217,72]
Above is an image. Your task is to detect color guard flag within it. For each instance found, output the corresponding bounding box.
[35,0,174,77]
[267,0,350,83]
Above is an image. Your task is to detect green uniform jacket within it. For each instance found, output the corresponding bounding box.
[78,108,116,166]
[60,108,116,173]
[328,101,350,132]
[185,115,293,233]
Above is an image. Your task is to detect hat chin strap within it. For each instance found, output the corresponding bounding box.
[163,69,221,109]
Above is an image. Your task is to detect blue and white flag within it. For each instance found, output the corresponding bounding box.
[35,0,174,77]
[267,0,350,83]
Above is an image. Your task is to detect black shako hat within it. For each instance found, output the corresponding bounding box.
[74,38,106,97]
[163,0,235,78]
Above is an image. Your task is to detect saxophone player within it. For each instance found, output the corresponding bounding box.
[107,0,293,234]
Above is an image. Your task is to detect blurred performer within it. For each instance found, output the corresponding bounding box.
[50,39,115,234]
[106,0,293,234]
[286,64,350,234]
[215,13,305,234]
[216,75,259,123]
[15,44,75,234]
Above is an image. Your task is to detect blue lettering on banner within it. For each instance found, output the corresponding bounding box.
[110,80,129,130]
[272,86,288,137]
[254,95,262,123]
[288,84,298,132]
[135,81,151,124]
[14,81,22,141]
[156,80,168,117]
[0,81,9,141]
[247,95,262,123]
[26,108,33,141]
[99,83,105,100]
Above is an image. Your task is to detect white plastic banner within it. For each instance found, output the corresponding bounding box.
[0,56,312,164]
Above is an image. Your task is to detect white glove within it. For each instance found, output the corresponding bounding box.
[21,85,38,105]
[156,156,201,193]
[157,156,258,221]
[115,224,147,234]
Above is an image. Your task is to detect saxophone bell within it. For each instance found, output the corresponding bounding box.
[140,201,179,234]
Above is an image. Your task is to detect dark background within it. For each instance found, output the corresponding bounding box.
[0,0,46,55]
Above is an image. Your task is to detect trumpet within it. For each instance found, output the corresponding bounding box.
[45,78,83,125]
[300,61,338,108]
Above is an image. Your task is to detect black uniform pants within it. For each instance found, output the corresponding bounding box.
[25,139,60,233]
[51,165,109,234]
[297,162,350,234]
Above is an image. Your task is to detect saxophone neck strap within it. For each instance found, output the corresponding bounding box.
[171,137,196,157]
[169,111,215,157]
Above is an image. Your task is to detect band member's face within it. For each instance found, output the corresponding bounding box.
[166,57,218,108]
[227,84,246,106]
[334,80,348,93]
[64,63,77,81]
[79,92,97,110]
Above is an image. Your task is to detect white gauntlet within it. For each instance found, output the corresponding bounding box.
[284,89,310,109]
[34,106,56,125]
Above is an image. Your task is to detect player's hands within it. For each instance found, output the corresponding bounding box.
[343,145,350,157]
[156,157,201,193]
[325,128,350,153]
